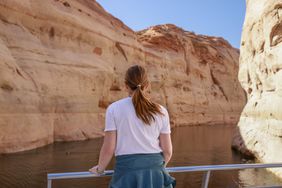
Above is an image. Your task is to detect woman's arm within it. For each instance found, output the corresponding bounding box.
[159,133,173,167]
[89,131,116,174]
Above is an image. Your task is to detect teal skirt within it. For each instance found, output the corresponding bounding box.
[109,153,176,188]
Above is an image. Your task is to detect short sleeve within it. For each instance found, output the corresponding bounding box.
[104,106,117,132]
[160,107,171,134]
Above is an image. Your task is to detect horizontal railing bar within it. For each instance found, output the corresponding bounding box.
[48,163,282,180]
[165,163,282,173]
[48,170,114,180]
[247,186,282,188]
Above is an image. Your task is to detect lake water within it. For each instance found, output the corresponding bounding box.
[0,124,281,188]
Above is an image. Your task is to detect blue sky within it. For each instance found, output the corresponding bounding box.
[96,0,246,48]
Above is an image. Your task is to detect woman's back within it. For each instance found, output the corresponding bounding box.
[90,65,175,188]
[105,97,171,156]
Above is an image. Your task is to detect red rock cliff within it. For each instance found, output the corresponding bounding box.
[0,0,246,153]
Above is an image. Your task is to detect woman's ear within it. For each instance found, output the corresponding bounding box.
[125,84,131,93]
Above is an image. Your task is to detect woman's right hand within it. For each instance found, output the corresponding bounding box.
[89,165,104,175]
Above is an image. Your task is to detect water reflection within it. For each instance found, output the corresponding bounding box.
[0,125,281,188]
[239,168,282,187]
[170,125,241,188]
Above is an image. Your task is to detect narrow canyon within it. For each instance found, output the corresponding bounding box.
[0,0,246,154]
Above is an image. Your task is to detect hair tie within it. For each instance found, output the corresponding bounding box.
[136,84,141,89]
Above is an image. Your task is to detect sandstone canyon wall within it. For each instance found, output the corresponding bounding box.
[0,0,245,153]
[232,0,282,178]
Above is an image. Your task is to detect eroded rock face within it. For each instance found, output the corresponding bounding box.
[0,0,245,153]
[232,0,282,177]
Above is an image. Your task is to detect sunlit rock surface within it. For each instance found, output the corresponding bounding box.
[232,0,282,178]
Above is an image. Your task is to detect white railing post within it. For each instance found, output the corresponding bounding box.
[47,179,52,188]
[201,170,211,188]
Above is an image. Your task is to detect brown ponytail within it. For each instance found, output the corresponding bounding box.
[125,65,163,125]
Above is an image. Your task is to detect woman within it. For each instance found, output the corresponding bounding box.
[89,65,176,188]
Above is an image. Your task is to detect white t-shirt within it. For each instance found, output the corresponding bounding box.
[104,97,171,156]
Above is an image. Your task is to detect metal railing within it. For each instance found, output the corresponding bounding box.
[47,163,282,188]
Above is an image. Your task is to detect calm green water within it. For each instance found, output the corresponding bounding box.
[0,124,281,188]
